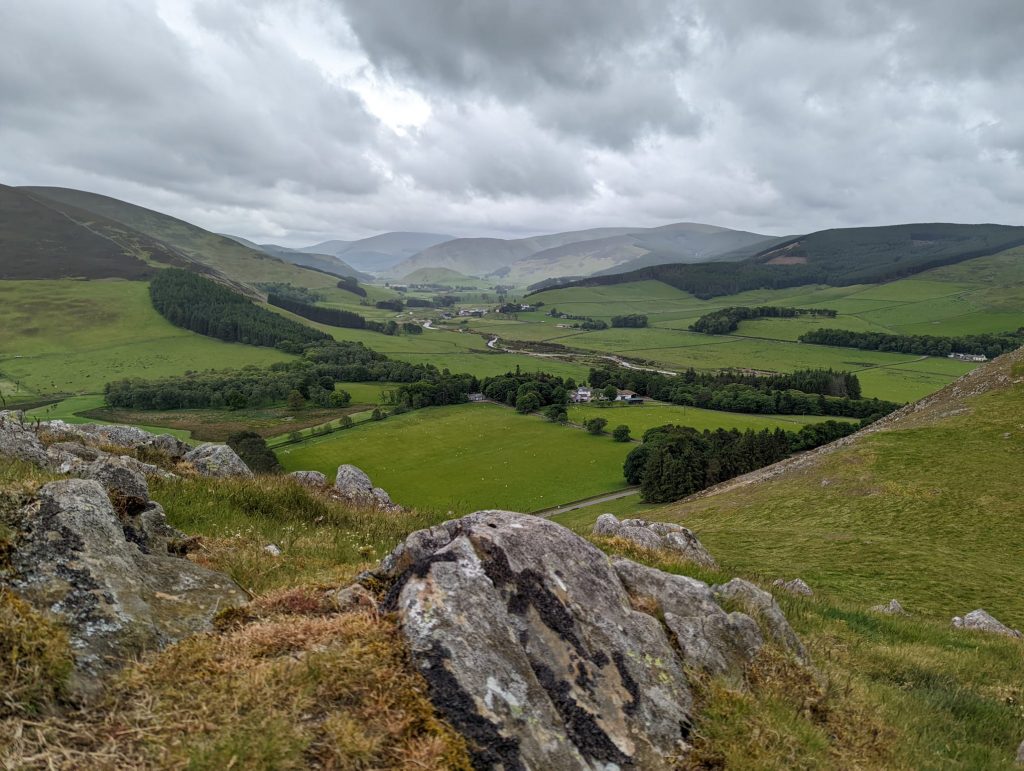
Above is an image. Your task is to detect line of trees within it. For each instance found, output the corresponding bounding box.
[798,328,1024,359]
[690,306,837,335]
[105,340,466,411]
[149,269,329,351]
[625,421,859,503]
[588,365,896,419]
[611,314,648,328]
[336,276,367,297]
[267,293,368,330]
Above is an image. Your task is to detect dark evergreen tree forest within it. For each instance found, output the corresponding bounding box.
[149,269,329,350]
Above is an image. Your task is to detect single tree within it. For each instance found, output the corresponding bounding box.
[584,417,608,435]
[544,404,568,423]
[516,392,541,414]
[612,424,632,442]
[602,384,619,401]
[286,389,305,411]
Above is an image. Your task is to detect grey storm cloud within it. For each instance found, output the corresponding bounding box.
[0,0,1022,244]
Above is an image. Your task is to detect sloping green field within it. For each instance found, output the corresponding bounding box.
[0,280,291,399]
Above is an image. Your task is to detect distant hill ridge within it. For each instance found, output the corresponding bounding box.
[388,222,778,284]
[548,222,1024,298]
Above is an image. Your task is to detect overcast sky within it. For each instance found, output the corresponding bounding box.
[2,0,1023,245]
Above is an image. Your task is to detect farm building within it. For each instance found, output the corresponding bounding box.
[572,387,593,403]
[948,352,988,362]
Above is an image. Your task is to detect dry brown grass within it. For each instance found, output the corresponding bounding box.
[1,594,471,770]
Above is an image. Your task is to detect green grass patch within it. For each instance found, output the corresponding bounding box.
[568,403,855,437]
[277,403,633,514]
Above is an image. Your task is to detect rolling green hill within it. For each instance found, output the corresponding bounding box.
[399,266,478,284]
[0,184,182,280]
[20,186,355,298]
[558,222,1024,299]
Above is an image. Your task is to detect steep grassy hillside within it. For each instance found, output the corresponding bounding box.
[561,222,1024,298]
[0,185,171,279]
[21,186,354,299]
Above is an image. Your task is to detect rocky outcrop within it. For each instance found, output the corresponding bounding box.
[40,419,189,459]
[952,609,1022,638]
[183,443,253,478]
[772,577,814,596]
[0,410,49,466]
[288,470,327,488]
[712,578,809,663]
[870,598,909,615]
[371,510,808,770]
[591,513,718,568]
[4,479,247,687]
[333,464,401,512]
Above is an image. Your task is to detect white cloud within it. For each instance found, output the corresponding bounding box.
[0,0,1022,245]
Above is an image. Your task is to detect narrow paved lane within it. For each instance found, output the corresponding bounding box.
[531,486,640,518]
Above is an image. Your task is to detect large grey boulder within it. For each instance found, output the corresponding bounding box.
[40,420,189,459]
[952,609,1023,638]
[373,510,808,770]
[614,559,763,677]
[288,470,327,488]
[5,479,247,686]
[81,455,150,513]
[712,578,809,663]
[0,410,49,466]
[184,443,253,478]
[333,464,401,511]
[591,513,718,568]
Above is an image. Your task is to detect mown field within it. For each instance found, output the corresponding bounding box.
[278,403,635,513]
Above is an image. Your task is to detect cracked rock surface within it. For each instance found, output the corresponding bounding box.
[372,510,808,770]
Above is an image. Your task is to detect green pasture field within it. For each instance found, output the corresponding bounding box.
[0,280,291,399]
[567,403,856,437]
[277,402,633,514]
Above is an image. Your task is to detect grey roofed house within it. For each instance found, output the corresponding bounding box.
[468,392,486,402]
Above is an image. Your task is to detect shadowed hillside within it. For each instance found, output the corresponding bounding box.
[0,185,177,280]
[559,223,1024,298]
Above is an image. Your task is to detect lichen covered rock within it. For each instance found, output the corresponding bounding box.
[333,464,401,511]
[288,470,327,488]
[5,479,247,686]
[183,443,253,478]
[0,411,49,467]
[591,513,718,568]
[374,510,809,769]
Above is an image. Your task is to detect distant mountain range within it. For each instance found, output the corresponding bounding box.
[299,232,456,274]
[221,235,372,282]
[383,223,780,284]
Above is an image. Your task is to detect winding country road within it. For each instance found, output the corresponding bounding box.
[530,486,640,518]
